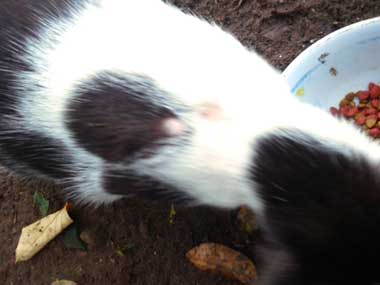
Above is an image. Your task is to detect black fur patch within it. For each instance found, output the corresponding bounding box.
[251,129,380,284]
[0,132,71,179]
[0,0,85,178]
[0,0,88,116]
[66,72,185,162]
[103,168,192,203]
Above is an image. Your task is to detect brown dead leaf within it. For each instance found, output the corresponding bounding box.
[186,243,257,283]
[15,203,73,263]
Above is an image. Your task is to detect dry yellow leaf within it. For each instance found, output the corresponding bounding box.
[15,203,73,263]
[51,280,77,285]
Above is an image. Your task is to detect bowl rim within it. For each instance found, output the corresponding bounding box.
[283,16,380,79]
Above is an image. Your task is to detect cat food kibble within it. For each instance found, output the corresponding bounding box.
[330,82,380,138]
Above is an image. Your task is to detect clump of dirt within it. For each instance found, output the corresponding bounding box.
[2,0,380,284]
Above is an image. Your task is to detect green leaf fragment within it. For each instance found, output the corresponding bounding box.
[33,191,49,216]
[63,225,87,250]
[169,204,176,225]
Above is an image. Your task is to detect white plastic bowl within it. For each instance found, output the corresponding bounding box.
[283,17,380,110]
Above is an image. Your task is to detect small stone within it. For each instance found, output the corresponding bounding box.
[79,230,95,246]
[79,226,107,249]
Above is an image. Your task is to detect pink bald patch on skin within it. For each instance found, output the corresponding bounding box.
[198,102,223,121]
[161,118,185,136]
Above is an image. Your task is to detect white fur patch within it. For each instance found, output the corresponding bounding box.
[11,0,265,209]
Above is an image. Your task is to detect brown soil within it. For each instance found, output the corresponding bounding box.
[2,0,380,284]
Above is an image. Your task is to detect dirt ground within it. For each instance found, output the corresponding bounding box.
[2,0,380,284]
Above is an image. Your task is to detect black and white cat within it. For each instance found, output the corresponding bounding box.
[1,0,380,284]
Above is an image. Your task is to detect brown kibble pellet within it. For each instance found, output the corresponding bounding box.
[356,115,366,126]
[372,99,380,109]
[330,107,340,117]
[365,108,377,115]
[368,127,380,138]
[342,106,358,118]
[358,91,370,101]
[366,118,377,128]
[339,98,351,107]
[345,92,356,101]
